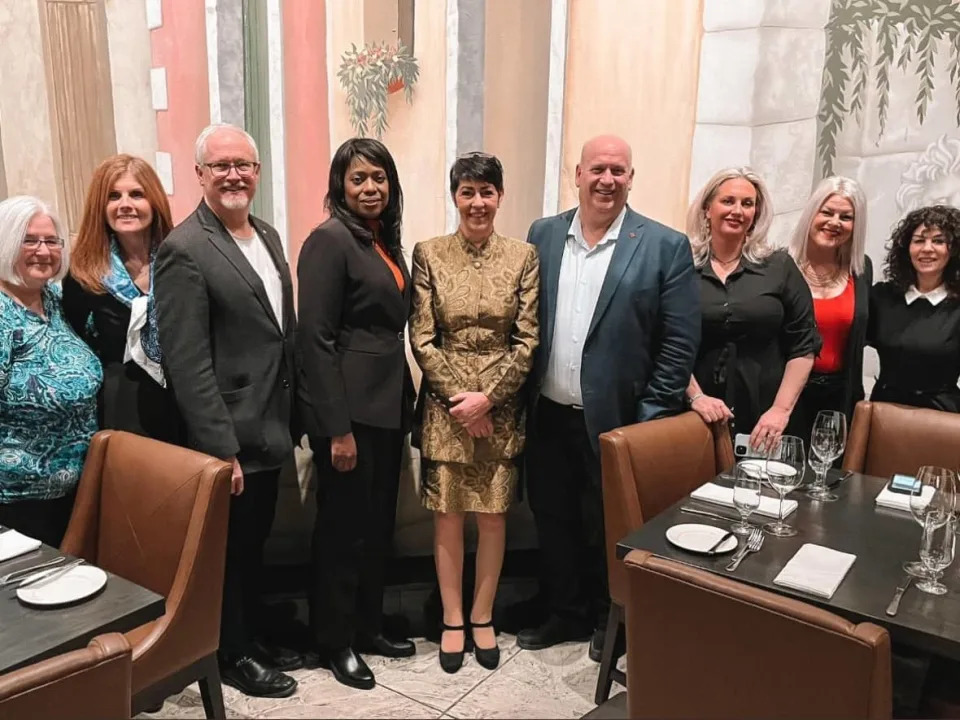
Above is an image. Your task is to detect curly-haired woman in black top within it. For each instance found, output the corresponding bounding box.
[868,205,960,411]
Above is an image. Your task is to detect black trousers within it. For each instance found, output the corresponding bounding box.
[526,397,608,630]
[220,469,280,657]
[0,492,75,548]
[309,423,403,650]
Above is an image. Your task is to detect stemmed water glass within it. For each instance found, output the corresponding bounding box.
[763,435,806,537]
[807,410,847,502]
[905,466,957,577]
[917,513,956,595]
[731,460,762,535]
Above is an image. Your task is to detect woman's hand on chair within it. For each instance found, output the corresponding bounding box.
[690,395,734,424]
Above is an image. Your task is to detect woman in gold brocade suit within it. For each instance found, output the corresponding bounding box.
[410,153,539,674]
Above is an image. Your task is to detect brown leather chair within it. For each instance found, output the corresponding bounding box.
[843,401,960,477]
[623,550,892,719]
[61,430,232,718]
[596,412,734,703]
[0,633,132,720]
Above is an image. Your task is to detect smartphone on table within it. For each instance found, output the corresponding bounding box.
[888,473,920,495]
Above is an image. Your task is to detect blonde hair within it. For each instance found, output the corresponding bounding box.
[685,167,775,268]
[788,176,867,276]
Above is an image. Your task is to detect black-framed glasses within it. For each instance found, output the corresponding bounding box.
[202,161,260,178]
[22,235,64,251]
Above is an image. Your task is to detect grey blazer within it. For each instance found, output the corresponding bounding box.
[528,206,701,452]
[155,200,297,473]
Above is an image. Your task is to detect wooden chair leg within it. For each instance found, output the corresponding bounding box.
[594,603,625,705]
[198,654,226,720]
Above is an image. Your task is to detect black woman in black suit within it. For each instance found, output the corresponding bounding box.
[297,138,415,690]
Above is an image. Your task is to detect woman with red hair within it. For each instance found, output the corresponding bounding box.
[63,154,182,442]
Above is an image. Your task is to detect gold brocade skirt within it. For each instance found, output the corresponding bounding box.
[421,459,516,514]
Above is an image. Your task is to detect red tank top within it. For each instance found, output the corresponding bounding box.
[812,277,854,374]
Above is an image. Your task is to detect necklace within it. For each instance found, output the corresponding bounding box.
[801,261,844,288]
[712,251,742,266]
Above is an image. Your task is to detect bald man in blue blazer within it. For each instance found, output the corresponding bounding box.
[518,135,700,654]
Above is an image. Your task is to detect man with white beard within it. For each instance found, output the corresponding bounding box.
[155,124,300,698]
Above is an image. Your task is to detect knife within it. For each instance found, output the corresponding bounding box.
[706,530,735,554]
[885,575,913,617]
[680,505,739,523]
[18,559,83,589]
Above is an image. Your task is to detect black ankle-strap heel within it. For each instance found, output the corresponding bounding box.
[470,619,501,670]
[439,623,467,674]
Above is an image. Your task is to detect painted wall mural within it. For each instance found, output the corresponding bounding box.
[0,0,958,560]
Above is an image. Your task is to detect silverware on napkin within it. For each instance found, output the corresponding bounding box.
[680,505,740,523]
[885,575,913,617]
[0,556,66,586]
[725,527,764,572]
[18,559,83,589]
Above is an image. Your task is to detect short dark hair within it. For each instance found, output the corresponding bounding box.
[449,152,504,195]
[883,205,960,296]
[324,138,404,253]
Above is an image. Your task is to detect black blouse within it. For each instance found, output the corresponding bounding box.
[694,250,820,436]
[61,275,183,443]
[867,281,960,412]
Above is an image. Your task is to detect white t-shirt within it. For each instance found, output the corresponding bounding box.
[230,229,284,328]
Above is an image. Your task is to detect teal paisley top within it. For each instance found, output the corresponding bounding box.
[0,285,103,502]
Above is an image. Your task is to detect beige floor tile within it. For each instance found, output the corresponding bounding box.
[366,636,521,712]
[253,684,441,719]
[138,686,248,719]
[448,643,597,719]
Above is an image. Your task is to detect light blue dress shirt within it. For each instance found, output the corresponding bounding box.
[541,206,626,407]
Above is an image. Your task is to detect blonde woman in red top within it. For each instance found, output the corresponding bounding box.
[788,176,870,445]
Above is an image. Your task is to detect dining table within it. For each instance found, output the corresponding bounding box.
[0,541,165,674]
[617,470,960,661]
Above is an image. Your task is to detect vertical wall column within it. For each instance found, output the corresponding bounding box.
[0,120,7,200]
[689,0,832,244]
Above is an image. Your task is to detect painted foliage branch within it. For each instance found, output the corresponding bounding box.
[817,0,960,176]
[338,41,420,139]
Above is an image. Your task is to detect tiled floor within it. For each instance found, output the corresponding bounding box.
[142,636,624,719]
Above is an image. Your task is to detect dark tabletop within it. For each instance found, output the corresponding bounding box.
[0,543,165,673]
[617,470,960,661]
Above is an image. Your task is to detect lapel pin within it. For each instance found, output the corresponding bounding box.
[629,232,636,238]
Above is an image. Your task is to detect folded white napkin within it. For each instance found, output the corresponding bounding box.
[0,530,42,562]
[690,482,798,518]
[875,484,934,512]
[774,543,856,599]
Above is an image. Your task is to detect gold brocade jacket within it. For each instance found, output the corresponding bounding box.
[410,231,540,464]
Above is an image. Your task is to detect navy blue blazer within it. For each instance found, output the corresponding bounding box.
[527,206,701,451]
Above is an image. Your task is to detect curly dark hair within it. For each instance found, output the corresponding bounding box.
[883,205,960,296]
[324,138,403,256]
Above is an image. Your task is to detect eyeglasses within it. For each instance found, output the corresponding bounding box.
[22,235,65,251]
[202,161,260,178]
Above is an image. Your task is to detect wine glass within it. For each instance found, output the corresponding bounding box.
[763,435,806,537]
[905,466,957,577]
[806,410,847,502]
[917,513,956,595]
[732,461,762,535]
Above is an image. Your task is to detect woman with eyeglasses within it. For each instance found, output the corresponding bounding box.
[868,205,960,411]
[684,167,819,449]
[0,196,102,546]
[410,152,539,673]
[297,138,415,690]
[62,154,181,442]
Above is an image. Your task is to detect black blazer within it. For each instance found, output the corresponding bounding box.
[154,200,297,473]
[296,217,412,437]
[839,255,873,417]
[527,206,701,452]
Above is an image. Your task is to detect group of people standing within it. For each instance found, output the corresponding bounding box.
[1,122,958,702]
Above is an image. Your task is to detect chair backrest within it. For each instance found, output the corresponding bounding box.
[61,431,232,692]
[600,412,733,605]
[843,401,960,478]
[0,633,132,720]
[623,550,892,720]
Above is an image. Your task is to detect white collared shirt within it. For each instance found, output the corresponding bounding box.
[905,284,948,306]
[541,206,627,406]
[230,229,284,328]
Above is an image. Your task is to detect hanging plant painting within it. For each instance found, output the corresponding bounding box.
[817,0,960,176]
[338,41,420,139]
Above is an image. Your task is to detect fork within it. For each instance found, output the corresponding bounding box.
[0,556,66,586]
[725,528,764,572]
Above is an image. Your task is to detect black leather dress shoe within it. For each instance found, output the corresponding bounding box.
[516,617,592,651]
[355,633,416,658]
[322,647,375,690]
[219,655,298,698]
[253,639,305,671]
[588,627,625,663]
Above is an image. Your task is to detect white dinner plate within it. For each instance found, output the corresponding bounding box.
[16,565,108,608]
[665,523,738,555]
